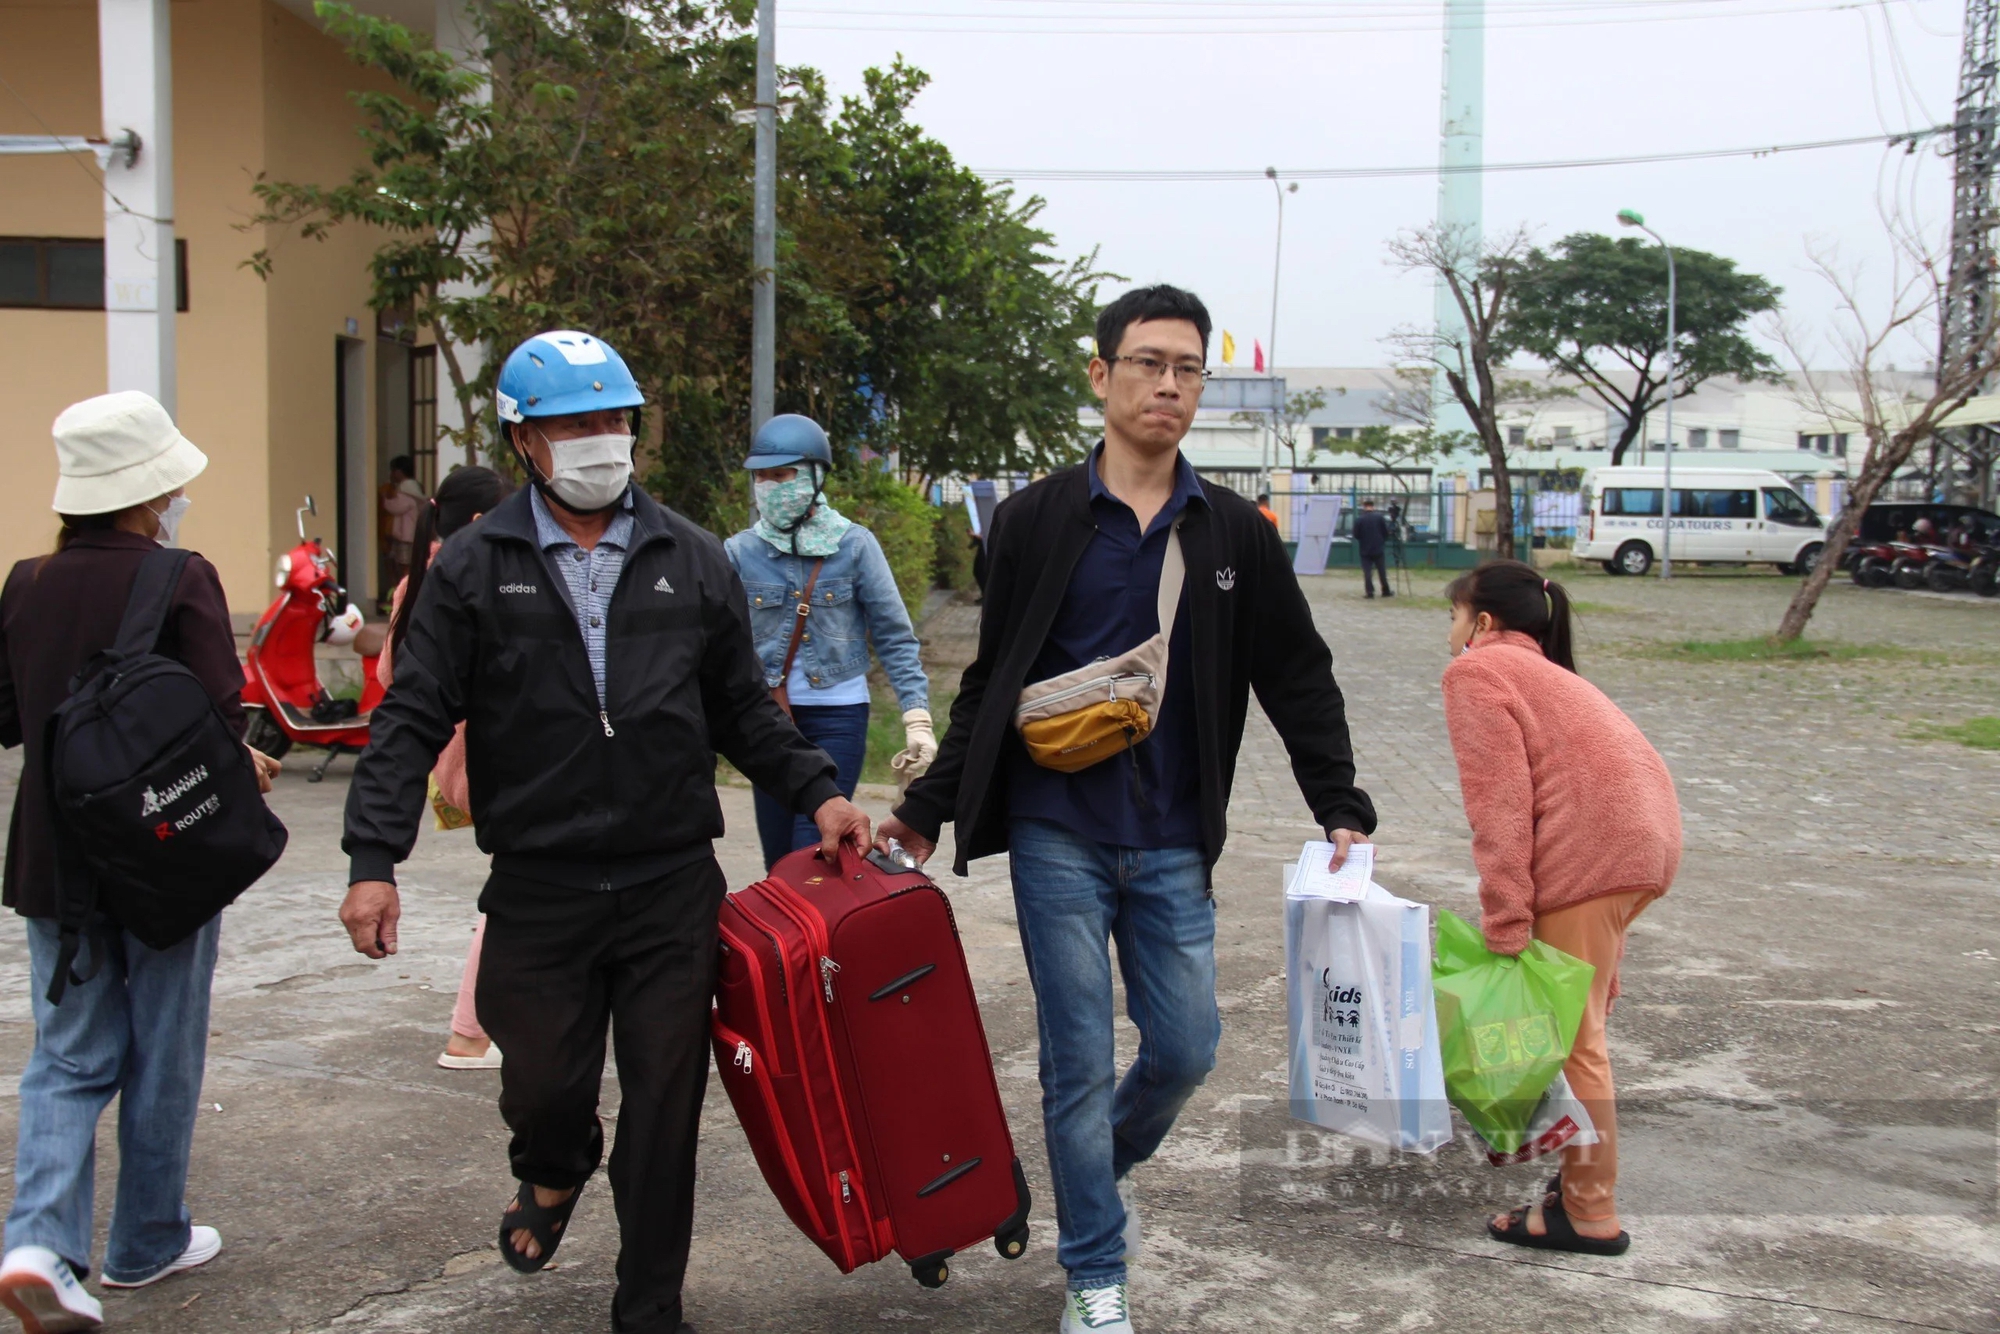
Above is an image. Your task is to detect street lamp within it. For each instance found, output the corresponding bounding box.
[1265,167,1297,484]
[1617,207,1677,578]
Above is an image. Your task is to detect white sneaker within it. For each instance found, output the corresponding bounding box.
[0,1246,102,1332]
[1060,1282,1133,1334]
[98,1226,221,1290]
[1116,1176,1140,1262]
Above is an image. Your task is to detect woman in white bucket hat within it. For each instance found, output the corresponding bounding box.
[0,391,274,1332]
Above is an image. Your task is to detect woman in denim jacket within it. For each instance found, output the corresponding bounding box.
[724,415,935,869]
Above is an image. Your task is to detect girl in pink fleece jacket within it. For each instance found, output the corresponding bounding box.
[1441,559,1681,1257]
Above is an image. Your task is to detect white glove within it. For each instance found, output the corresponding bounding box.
[890,708,938,793]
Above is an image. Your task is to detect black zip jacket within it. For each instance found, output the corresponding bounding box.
[344,486,840,890]
[894,459,1375,876]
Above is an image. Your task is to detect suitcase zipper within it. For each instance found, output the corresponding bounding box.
[751,884,876,1257]
[733,1040,753,1074]
[713,1020,829,1239]
[838,1170,852,1203]
[728,888,871,1269]
[820,956,841,1003]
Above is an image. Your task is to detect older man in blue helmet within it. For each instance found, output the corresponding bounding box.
[338,331,868,1334]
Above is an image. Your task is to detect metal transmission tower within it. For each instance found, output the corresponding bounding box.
[1937,0,2000,505]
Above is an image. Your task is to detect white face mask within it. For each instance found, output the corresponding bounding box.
[538,431,633,512]
[152,494,191,548]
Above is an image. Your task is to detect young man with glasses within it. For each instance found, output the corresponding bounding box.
[877,285,1375,1334]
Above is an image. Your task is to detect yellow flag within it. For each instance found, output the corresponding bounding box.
[1221,330,1237,365]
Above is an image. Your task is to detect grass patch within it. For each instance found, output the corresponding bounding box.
[1910,716,2000,750]
[1643,637,1922,663]
[861,681,955,785]
[713,681,957,789]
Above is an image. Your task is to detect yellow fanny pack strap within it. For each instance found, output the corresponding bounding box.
[1017,518,1186,772]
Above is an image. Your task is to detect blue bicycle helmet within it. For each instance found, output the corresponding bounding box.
[495,331,645,423]
[743,414,833,471]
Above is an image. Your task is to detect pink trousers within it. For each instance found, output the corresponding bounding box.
[449,915,488,1041]
[1532,888,1659,1224]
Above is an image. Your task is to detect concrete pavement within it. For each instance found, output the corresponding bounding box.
[0,566,1992,1332]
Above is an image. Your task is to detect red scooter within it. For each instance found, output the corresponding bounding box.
[242,496,386,781]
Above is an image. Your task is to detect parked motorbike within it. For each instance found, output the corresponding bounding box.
[1845,536,1899,588]
[1923,543,1975,593]
[241,496,385,781]
[1970,543,2000,598]
[1887,539,1936,590]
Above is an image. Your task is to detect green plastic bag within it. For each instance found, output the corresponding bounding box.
[1432,909,1596,1157]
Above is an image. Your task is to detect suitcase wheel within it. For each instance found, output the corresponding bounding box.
[994,1222,1030,1260]
[910,1256,950,1289]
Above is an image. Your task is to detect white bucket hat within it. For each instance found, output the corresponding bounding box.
[51,391,209,516]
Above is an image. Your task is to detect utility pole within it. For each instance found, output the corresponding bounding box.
[1937,0,2000,506]
[751,0,777,433]
[1620,210,1678,578]
[1264,166,1295,488]
[99,0,175,415]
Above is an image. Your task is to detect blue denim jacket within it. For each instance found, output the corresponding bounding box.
[723,525,929,711]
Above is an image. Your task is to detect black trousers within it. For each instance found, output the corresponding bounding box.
[477,859,727,1334]
[1361,552,1390,596]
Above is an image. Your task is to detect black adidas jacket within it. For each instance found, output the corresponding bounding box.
[343,486,839,890]
[895,459,1375,877]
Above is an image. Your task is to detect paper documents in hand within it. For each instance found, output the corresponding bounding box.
[1286,839,1375,901]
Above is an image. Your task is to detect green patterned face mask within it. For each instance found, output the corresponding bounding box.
[753,471,852,557]
[754,475,819,530]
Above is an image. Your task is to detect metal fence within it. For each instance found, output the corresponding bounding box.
[1193,471,1595,569]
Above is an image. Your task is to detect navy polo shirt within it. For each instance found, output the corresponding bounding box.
[1008,443,1205,849]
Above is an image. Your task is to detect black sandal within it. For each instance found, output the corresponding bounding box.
[1487,1191,1630,1256]
[499,1181,583,1273]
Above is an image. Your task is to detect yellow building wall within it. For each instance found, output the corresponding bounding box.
[0,0,112,574]
[259,0,397,607]
[0,0,399,612]
[176,0,275,613]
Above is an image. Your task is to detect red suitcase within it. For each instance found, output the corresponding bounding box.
[712,843,1032,1288]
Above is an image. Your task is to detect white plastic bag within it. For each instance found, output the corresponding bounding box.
[1285,864,1452,1154]
[1478,1070,1599,1166]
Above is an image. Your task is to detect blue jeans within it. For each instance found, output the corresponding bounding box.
[1007,818,1219,1291]
[4,916,220,1283]
[754,703,869,871]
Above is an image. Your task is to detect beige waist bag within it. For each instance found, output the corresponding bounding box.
[1014,520,1185,774]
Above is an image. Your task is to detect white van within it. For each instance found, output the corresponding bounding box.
[1572,466,1826,576]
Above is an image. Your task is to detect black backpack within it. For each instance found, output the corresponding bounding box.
[43,548,288,1002]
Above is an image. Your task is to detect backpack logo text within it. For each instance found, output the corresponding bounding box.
[140,765,208,817]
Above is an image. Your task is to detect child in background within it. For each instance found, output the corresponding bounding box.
[1440,559,1682,1256]
[379,465,512,1070]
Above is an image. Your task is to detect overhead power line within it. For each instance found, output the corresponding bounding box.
[788,0,1926,36]
[970,127,1949,183]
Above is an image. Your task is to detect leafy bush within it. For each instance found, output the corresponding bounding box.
[934,500,977,592]
[830,466,935,622]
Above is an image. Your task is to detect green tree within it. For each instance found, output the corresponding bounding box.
[247,0,1101,529]
[836,63,1107,491]
[1508,232,1783,465]
[1387,223,1537,559]
[1325,424,1467,491]
[1230,387,1326,469]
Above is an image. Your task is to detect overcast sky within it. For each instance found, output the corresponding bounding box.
[781,0,1964,371]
